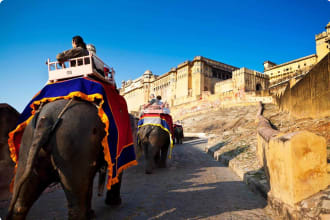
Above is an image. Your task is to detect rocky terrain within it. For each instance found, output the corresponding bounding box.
[183,103,329,161]
[181,103,330,198]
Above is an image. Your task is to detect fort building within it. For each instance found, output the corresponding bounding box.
[121,56,240,112]
[215,67,269,96]
[264,21,330,84]
[120,56,269,112]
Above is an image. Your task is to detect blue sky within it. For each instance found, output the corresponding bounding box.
[0,0,329,112]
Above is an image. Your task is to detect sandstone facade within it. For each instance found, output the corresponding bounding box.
[264,21,330,85]
[120,56,270,112]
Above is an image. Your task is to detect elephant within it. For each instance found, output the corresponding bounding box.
[173,125,184,145]
[137,125,170,174]
[0,104,19,201]
[6,99,123,220]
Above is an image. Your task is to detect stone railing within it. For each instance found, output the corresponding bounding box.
[256,102,280,181]
[256,102,329,219]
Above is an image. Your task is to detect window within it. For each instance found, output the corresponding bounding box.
[212,70,217,78]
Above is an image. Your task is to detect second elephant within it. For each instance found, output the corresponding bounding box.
[137,125,170,174]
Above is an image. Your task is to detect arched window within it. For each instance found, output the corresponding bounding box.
[256,83,262,91]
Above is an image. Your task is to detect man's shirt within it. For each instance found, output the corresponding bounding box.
[56,47,89,63]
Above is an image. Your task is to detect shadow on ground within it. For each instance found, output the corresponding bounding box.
[0,138,269,220]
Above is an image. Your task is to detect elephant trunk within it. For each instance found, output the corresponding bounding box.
[7,116,53,216]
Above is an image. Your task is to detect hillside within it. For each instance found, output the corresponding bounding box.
[181,103,330,175]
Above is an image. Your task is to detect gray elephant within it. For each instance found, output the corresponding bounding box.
[173,125,184,145]
[6,99,124,220]
[137,125,170,174]
[0,104,19,201]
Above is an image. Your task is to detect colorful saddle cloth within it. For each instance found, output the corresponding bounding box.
[8,77,137,189]
[137,113,174,158]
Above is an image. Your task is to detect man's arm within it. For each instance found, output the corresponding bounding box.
[56,48,87,63]
[144,99,156,109]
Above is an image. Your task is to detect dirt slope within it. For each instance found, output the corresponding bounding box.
[182,103,330,162]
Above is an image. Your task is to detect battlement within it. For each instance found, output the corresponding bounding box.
[233,67,268,79]
[315,31,328,41]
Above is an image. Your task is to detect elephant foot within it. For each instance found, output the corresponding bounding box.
[145,169,153,174]
[105,191,122,206]
[158,162,166,168]
[88,209,96,220]
[7,205,28,220]
[105,196,122,206]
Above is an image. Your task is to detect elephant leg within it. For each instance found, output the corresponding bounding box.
[58,168,96,220]
[180,131,183,144]
[7,171,53,220]
[154,149,161,165]
[143,143,154,174]
[86,178,96,219]
[159,144,169,168]
[105,172,122,206]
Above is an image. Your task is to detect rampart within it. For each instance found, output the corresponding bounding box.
[276,53,330,118]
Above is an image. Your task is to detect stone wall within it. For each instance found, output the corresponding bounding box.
[214,79,233,94]
[124,86,145,112]
[276,53,330,118]
[256,102,330,219]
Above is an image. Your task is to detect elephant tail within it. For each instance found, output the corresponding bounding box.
[8,116,53,215]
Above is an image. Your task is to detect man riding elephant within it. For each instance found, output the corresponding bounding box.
[56,35,89,64]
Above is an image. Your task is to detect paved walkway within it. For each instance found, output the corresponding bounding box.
[0,139,272,220]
